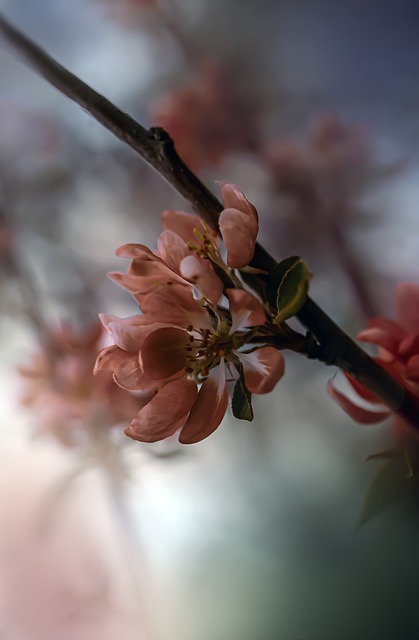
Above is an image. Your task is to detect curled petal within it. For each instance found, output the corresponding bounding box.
[357,318,406,354]
[140,327,189,380]
[225,289,265,332]
[99,313,165,351]
[113,353,157,391]
[399,333,419,360]
[219,207,258,268]
[239,347,284,394]
[396,283,419,334]
[94,344,127,375]
[140,283,210,328]
[406,355,419,381]
[344,372,381,404]
[115,243,158,260]
[327,381,390,424]
[156,230,190,271]
[220,183,258,220]
[180,255,223,304]
[126,378,198,443]
[162,210,216,246]
[179,364,228,444]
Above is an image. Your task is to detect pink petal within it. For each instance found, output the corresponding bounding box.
[140,283,210,328]
[140,327,189,380]
[115,243,158,260]
[357,318,406,354]
[219,207,258,268]
[162,210,216,246]
[125,378,198,442]
[225,289,266,332]
[406,355,419,381]
[113,353,157,391]
[220,183,259,220]
[399,333,419,360]
[344,373,381,404]
[396,282,419,333]
[240,347,285,394]
[93,345,127,375]
[180,255,223,304]
[99,313,164,351]
[327,381,391,424]
[179,365,228,444]
[156,230,190,272]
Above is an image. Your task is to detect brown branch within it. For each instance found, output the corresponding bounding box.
[1,14,418,429]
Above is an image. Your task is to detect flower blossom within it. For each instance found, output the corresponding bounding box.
[108,183,258,304]
[328,283,419,437]
[96,186,282,444]
[96,284,284,444]
[151,62,258,170]
[19,322,144,446]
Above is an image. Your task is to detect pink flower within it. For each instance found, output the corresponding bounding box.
[110,185,259,306]
[19,322,145,446]
[96,285,284,444]
[328,283,419,437]
[151,61,258,170]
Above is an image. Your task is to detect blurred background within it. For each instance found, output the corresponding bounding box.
[0,1,419,638]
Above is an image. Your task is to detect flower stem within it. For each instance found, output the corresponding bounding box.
[1,14,418,430]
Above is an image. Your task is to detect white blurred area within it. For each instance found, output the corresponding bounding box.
[1,2,419,639]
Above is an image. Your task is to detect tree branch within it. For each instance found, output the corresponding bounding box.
[1,14,418,429]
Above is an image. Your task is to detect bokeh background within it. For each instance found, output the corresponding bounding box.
[1,1,419,639]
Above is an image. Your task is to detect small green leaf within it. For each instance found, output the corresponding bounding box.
[266,256,301,309]
[275,260,311,324]
[357,454,411,528]
[231,360,254,422]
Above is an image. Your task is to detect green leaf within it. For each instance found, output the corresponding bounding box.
[265,256,311,324]
[231,362,254,421]
[357,454,411,529]
[265,256,301,309]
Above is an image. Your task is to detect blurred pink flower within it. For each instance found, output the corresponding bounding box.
[19,322,145,446]
[97,285,284,444]
[151,61,258,170]
[328,283,419,437]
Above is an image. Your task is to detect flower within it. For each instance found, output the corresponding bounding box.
[328,283,419,437]
[19,322,145,446]
[151,61,258,170]
[97,284,284,444]
[109,183,259,304]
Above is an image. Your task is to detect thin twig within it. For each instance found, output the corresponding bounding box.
[1,14,418,429]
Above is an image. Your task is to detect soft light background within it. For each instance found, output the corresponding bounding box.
[0,1,419,639]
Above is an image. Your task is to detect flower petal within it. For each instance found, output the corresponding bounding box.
[406,354,419,381]
[179,365,228,444]
[239,347,285,394]
[396,282,419,334]
[162,210,216,246]
[327,380,390,424]
[156,230,190,272]
[125,378,198,442]
[225,289,266,332]
[113,353,157,391]
[140,283,210,328]
[357,318,406,354]
[219,208,258,268]
[93,344,127,375]
[99,313,166,351]
[180,255,223,304]
[140,327,189,380]
[220,183,258,220]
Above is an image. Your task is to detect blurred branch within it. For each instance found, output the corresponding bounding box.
[1,14,418,429]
